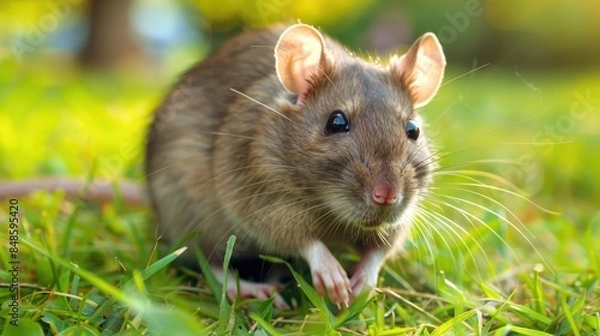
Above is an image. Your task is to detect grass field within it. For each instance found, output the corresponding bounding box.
[0,55,599,335]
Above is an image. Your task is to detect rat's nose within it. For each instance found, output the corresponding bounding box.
[372,183,399,205]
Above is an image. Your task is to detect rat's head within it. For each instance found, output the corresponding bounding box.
[272,24,446,231]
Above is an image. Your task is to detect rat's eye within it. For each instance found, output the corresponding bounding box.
[406,120,420,141]
[325,110,350,135]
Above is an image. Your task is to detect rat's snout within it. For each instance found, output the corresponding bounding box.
[371,174,401,206]
[372,182,399,205]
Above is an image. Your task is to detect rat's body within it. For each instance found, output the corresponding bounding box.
[145,24,446,306]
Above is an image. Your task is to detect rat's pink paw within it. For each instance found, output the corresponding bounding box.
[211,264,289,308]
[227,280,289,309]
[302,241,351,305]
[311,257,351,305]
[349,268,376,299]
[349,249,384,300]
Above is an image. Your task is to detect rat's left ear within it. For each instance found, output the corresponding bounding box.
[391,33,446,108]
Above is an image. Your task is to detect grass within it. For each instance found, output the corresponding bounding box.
[0,54,599,335]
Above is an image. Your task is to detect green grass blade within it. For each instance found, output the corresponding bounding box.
[256,295,275,322]
[560,295,582,336]
[431,310,477,336]
[121,246,187,292]
[492,325,553,336]
[333,289,374,328]
[532,268,546,315]
[194,240,223,302]
[261,255,334,324]
[508,303,553,326]
[217,235,236,335]
[249,312,283,336]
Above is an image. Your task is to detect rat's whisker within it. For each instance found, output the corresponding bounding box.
[434,171,557,215]
[415,208,462,270]
[417,204,491,277]
[208,131,261,141]
[440,62,491,88]
[230,88,298,126]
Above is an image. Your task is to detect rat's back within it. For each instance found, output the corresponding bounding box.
[145,26,285,261]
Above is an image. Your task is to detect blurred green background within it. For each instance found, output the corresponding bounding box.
[0,0,598,229]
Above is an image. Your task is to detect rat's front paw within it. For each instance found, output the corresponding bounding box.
[302,240,351,305]
[311,255,351,305]
[227,280,289,309]
[349,248,384,299]
[211,264,289,308]
[349,268,376,299]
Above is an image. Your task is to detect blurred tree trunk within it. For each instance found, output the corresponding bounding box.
[79,0,144,68]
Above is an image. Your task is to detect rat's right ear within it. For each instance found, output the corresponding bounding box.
[275,24,331,103]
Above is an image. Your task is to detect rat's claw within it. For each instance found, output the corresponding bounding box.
[309,258,350,304]
[302,241,352,305]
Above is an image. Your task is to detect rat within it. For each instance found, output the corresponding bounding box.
[145,23,446,307]
[0,23,446,308]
